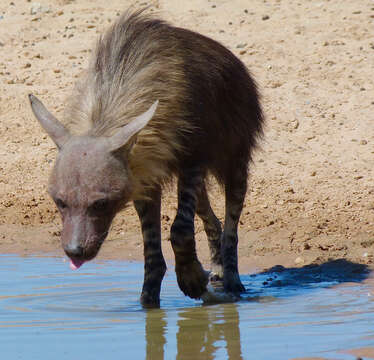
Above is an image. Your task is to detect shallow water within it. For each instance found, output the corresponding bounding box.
[1,255,374,360]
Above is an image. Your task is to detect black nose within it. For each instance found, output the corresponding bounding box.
[65,245,84,258]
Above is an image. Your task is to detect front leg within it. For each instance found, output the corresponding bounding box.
[134,187,166,308]
[171,169,208,299]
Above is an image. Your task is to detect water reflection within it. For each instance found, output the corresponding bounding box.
[146,309,167,360]
[146,304,243,360]
[1,256,374,360]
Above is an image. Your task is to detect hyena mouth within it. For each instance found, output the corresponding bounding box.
[70,258,85,271]
[69,233,108,270]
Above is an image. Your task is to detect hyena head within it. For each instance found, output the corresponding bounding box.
[29,94,158,269]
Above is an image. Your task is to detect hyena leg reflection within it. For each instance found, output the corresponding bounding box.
[134,187,166,307]
[196,181,223,282]
[170,168,208,299]
[221,165,248,294]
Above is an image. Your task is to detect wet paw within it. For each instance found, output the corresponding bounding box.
[140,290,161,308]
[175,260,209,299]
[223,270,246,294]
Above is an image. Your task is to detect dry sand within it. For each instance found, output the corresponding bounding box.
[0,0,373,271]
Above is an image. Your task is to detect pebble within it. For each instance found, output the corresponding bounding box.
[262,15,270,20]
[236,43,247,49]
[360,139,367,145]
[31,3,49,15]
[311,171,317,177]
[295,257,304,265]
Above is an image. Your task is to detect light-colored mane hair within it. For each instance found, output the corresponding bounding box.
[64,10,193,198]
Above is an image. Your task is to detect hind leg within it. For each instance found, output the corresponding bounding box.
[170,167,208,299]
[222,163,247,294]
[196,181,223,282]
[134,186,166,307]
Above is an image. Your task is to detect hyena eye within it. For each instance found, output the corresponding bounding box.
[55,198,67,210]
[89,199,110,215]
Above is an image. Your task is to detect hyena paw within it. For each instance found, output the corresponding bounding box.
[175,260,209,299]
[140,290,161,308]
[223,270,246,294]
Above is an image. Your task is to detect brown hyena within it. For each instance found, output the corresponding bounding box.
[29,9,264,307]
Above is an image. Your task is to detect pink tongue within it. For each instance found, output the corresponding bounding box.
[70,259,85,270]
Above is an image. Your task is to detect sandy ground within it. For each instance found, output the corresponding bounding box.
[0,0,373,272]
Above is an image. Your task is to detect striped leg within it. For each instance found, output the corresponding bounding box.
[196,181,223,281]
[170,168,208,299]
[222,165,247,294]
[134,187,166,307]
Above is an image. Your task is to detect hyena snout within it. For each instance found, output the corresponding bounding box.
[64,243,84,259]
[61,215,108,262]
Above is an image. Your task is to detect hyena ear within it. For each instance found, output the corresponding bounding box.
[108,100,159,152]
[29,94,71,150]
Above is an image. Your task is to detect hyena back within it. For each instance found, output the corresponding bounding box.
[29,10,264,307]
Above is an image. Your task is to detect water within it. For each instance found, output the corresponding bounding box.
[1,255,374,360]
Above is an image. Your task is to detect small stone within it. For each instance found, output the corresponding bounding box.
[56,10,64,16]
[30,3,42,15]
[292,119,299,129]
[354,175,363,180]
[236,43,247,49]
[262,15,270,20]
[360,140,367,145]
[31,2,50,15]
[295,257,304,265]
[311,171,317,177]
[53,69,61,73]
